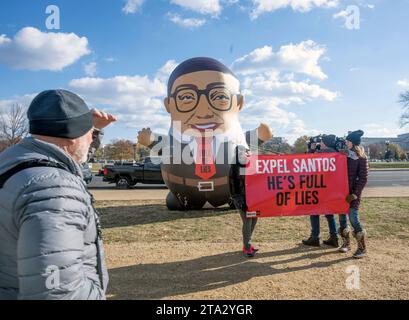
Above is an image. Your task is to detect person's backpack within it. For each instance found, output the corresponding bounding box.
[0,159,69,189]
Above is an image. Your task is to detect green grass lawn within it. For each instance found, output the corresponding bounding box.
[369,162,409,169]
[97,198,409,244]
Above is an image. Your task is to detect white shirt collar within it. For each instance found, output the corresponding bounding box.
[169,126,249,159]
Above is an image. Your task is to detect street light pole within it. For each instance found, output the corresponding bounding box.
[385,140,391,162]
[133,143,137,162]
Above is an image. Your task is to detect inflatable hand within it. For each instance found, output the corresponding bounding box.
[137,127,153,147]
[257,123,273,142]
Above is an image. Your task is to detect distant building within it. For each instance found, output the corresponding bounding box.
[361,133,409,151]
[362,133,409,159]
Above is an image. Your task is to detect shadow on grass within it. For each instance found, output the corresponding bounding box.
[99,203,233,228]
[108,245,352,300]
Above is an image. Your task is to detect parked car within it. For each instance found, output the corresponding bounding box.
[81,163,93,185]
[103,157,164,188]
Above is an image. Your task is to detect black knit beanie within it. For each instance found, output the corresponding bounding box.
[322,134,337,149]
[346,130,364,146]
[28,90,93,139]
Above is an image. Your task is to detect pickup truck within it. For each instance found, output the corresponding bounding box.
[103,157,164,188]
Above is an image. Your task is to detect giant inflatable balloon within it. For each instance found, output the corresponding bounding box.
[138,57,273,210]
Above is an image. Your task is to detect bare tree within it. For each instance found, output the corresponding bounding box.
[368,143,387,160]
[104,139,134,161]
[399,91,409,127]
[0,103,28,149]
[293,135,309,154]
[0,140,8,153]
[261,137,292,155]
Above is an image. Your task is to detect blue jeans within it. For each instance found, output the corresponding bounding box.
[339,208,363,233]
[310,215,338,238]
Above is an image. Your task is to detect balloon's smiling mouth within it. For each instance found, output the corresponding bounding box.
[190,123,221,131]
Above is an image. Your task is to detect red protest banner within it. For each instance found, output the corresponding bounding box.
[245,153,349,218]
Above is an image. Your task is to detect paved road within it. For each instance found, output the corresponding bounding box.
[88,175,166,190]
[88,170,409,190]
[366,170,409,187]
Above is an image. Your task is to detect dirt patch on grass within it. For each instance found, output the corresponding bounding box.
[98,198,409,300]
[105,241,409,300]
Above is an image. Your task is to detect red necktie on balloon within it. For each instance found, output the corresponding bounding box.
[195,136,216,180]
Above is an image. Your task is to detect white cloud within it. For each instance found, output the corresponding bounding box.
[0,34,10,45]
[363,123,405,138]
[155,59,178,82]
[241,98,320,143]
[232,40,337,142]
[68,61,176,131]
[232,40,328,80]
[167,13,206,29]
[250,0,340,20]
[170,0,222,16]
[0,27,90,71]
[0,94,37,114]
[333,3,375,22]
[333,9,348,19]
[122,0,145,14]
[84,62,97,77]
[397,79,409,89]
[239,74,336,142]
[242,72,338,103]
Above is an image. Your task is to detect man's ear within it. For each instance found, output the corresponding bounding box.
[164,97,171,114]
[237,94,244,111]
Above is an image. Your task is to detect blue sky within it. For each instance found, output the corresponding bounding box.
[1,0,408,144]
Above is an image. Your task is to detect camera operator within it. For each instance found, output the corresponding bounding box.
[302,134,340,248]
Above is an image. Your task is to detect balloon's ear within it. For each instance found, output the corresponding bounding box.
[238,94,244,111]
[164,97,171,114]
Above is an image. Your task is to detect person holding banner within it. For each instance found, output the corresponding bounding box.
[229,145,259,258]
[302,134,340,247]
[338,130,369,259]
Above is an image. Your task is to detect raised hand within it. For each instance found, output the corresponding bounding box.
[91,109,117,130]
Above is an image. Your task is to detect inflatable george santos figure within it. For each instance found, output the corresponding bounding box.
[138,57,273,210]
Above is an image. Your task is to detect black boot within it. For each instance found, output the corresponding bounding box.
[323,235,339,248]
[302,235,320,247]
[338,228,351,253]
[353,230,367,259]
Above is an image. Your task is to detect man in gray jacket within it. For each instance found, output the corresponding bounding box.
[0,90,116,300]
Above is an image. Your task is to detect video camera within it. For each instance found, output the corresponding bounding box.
[308,135,346,153]
[308,135,323,152]
[335,137,347,152]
